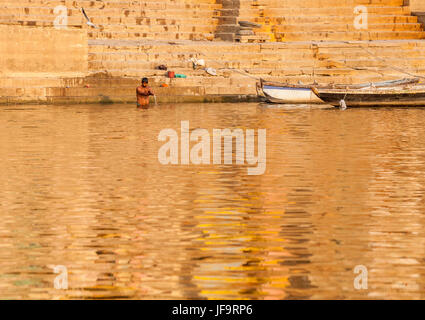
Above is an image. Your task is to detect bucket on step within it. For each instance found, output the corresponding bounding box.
[167,71,175,78]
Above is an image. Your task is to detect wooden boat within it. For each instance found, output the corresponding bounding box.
[313,81,425,107]
[257,78,422,106]
[256,80,323,104]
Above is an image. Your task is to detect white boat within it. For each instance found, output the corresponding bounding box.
[256,80,323,104]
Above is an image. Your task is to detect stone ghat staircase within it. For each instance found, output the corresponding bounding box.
[0,0,223,41]
[235,0,425,42]
[2,38,425,103]
[1,0,424,42]
[87,38,425,81]
[9,38,424,104]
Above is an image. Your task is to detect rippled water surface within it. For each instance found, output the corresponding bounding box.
[1,103,425,299]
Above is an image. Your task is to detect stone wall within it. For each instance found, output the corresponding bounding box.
[410,0,425,12]
[409,0,425,26]
[0,25,87,74]
[0,24,88,103]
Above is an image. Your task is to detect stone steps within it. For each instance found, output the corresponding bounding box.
[240,7,410,16]
[0,0,223,41]
[267,15,418,24]
[85,30,425,41]
[1,0,423,43]
[0,17,219,33]
[232,0,425,42]
[275,31,425,41]
[240,0,406,6]
[0,17,220,34]
[1,0,424,42]
[84,39,425,83]
[87,30,216,41]
[3,22,420,42]
[273,23,423,32]
[0,12,221,24]
[0,0,219,7]
[87,55,425,70]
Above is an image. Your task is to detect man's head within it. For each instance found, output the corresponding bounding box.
[141,77,148,87]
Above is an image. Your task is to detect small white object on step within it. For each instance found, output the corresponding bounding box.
[205,68,217,76]
[86,21,97,28]
[339,99,347,110]
[190,58,205,69]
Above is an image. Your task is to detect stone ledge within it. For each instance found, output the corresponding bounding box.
[0,93,260,105]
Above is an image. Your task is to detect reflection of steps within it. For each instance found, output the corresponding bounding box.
[236,0,425,42]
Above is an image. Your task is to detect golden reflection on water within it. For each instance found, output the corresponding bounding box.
[1,103,425,299]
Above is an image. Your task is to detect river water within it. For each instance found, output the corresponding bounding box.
[1,102,425,299]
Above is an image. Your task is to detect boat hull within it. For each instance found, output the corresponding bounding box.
[317,90,425,107]
[257,78,425,107]
[262,85,323,104]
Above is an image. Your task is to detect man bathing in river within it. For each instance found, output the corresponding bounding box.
[136,77,155,108]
